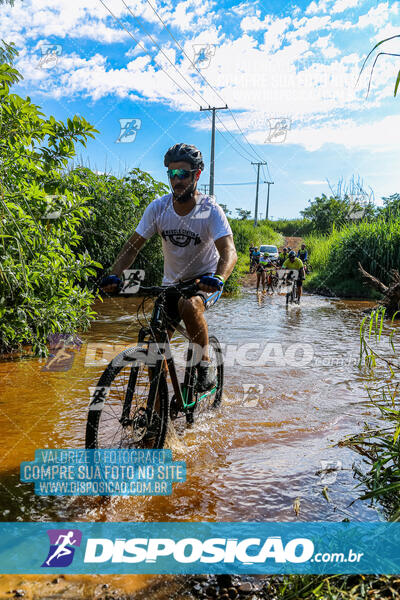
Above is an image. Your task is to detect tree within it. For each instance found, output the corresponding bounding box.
[235,208,251,220]
[65,167,168,285]
[378,193,400,220]
[219,203,231,216]
[0,41,99,354]
[301,194,348,233]
[301,192,373,234]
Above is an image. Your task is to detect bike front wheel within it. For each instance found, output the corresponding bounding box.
[85,346,169,449]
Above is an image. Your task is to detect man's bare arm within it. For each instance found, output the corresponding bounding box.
[214,234,238,281]
[111,232,147,277]
[197,235,237,293]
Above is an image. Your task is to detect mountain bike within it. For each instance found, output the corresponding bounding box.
[85,282,224,450]
[266,266,279,293]
[286,279,300,305]
[279,270,300,305]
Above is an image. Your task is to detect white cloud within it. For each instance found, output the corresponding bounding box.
[262,17,291,52]
[285,114,400,151]
[357,2,394,29]
[314,34,340,58]
[331,0,360,14]
[3,0,399,158]
[230,2,259,17]
[240,15,270,32]
[305,0,330,15]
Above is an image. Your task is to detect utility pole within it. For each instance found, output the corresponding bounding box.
[199,184,210,195]
[251,162,267,227]
[264,181,274,220]
[200,105,228,196]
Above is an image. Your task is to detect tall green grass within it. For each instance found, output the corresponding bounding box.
[229,219,284,254]
[268,218,313,237]
[304,218,400,297]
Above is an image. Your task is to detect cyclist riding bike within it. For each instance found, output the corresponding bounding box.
[255,253,269,292]
[279,247,288,266]
[282,250,305,303]
[100,143,237,392]
[249,243,257,271]
[297,244,308,262]
[250,247,261,272]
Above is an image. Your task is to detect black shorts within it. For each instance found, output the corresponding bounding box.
[162,277,222,329]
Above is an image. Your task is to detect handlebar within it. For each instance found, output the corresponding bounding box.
[137,282,199,298]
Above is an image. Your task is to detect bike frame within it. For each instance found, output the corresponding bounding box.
[130,289,217,423]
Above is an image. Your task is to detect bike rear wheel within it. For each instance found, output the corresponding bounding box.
[86,346,169,449]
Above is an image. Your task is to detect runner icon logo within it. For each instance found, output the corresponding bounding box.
[116,119,141,143]
[42,529,82,568]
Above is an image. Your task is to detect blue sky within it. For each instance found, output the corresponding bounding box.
[1,0,400,218]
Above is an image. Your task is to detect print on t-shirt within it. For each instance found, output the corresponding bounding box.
[161,228,201,247]
[135,193,233,284]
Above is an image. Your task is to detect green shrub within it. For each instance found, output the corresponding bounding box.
[0,43,99,354]
[268,218,313,237]
[304,218,400,297]
[64,167,168,286]
[229,218,283,254]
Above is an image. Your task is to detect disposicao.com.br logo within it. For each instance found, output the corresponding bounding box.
[84,536,314,564]
[40,533,364,569]
[2,522,393,574]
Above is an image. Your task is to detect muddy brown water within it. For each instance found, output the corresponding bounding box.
[0,291,387,597]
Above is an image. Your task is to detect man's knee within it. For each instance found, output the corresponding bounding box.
[178,295,205,319]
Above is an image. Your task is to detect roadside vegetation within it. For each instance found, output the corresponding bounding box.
[0,42,100,354]
[0,43,167,355]
[301,192,400,298]
[224,218,283,294]
[340,307,400,521]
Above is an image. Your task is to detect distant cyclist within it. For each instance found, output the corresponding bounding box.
[250,247,261,271]
[249,243,257,271]
[256,256,267,292]
[279,247,288,266]
[297,244,308,262]
[297,243,310,274]
[282,250,305,303]
[100,143,237,391]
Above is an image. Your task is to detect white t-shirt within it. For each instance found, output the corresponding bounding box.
[135,193,232,284]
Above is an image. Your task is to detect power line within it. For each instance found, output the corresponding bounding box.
[99,0,202,109]
[121,0,214,109]
[214,181,266,186]
[100,0,269,175]
[143,0,267,164]
[144,0,226,106]
[101,0,258,164]
[121,0,259,163]
[262,162,272,182]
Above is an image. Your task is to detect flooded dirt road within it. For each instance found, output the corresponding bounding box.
[0,291,384,597]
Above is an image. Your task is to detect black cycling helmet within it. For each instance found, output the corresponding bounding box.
[164,143,204,171]
[289,250,296,258]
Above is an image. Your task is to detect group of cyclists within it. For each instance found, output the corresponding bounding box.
[249,243,310,302]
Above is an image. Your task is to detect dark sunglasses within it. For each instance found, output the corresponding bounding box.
[167,168,196,180]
